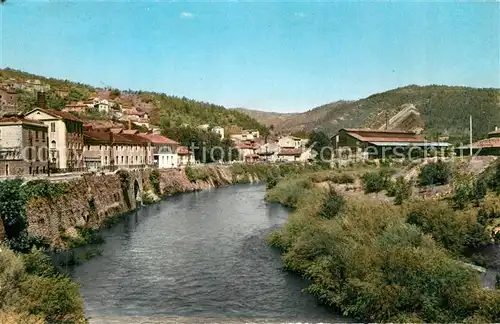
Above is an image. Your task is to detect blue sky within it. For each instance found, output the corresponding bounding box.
[1,1,499,112]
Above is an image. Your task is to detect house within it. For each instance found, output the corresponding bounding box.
[55,88,70,98]
[212,126,224,139]
[138,133,179,168]
[278,135,304,149]
[332,128,451,158]
[198,124,210,131]
[0,87,19,111]
[62,103,88,114]
[455,128,500,156]
[177,146,195,166]
[235,140,260,162]
[25,94,85,170]
[0,117,48,176]
[257,142,279,162]
[82,127,151,170]
[84,98,111,114]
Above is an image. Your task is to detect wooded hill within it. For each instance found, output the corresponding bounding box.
[237,85,500,143]
[0,68,269,135]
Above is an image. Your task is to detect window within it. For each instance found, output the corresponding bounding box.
[42,133,45,142]
[50,122,55,132]
[126,156,128,164]
[121,156,124,164]
[35,131,39,141]
[51,140,56,149]
[135,156,138,163]
[87,145,90,151]
[100,145,102,151]
[105,156,108,165]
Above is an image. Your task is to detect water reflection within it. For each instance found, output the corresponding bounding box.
[68,184,346,322]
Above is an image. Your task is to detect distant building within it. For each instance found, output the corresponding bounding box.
[0,87,19,112]
[198,124,210,131]
[138,133,179,168]
[25,93,85,170]
[456,128,500,156]
[176,146,194,166]
[332,128,451,158]
[236,141,260,162]
[212,126,225,139]
[278,135,303,149]
[0,117,48,176]
[62,103,87,114]
[257,143,279,162]
[83,127,151,169]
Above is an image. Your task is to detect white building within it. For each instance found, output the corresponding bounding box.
[278,135,304,149]
[177,146,195,166]
[25,107,85,170]
[212,126,224,139]
[138,133,179,168]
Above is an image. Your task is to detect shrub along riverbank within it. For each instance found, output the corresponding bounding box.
[0,163,329,323]
[266,170,500,323]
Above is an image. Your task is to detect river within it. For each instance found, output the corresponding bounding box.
[67,184,347,324]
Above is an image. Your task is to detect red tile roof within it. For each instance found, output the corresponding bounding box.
[278,148,302,156]
[471,138,500,149]
[138,133,179,145]
[0,117,47,127]
[84,131,149,145]
[46,109,84,123]
[120,133,150,145]
[177,146,191,154]
[342,128,424,143]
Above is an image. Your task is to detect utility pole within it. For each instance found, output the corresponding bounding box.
[469,115,473,157]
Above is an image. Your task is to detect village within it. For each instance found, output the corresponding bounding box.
[0,78,499,178]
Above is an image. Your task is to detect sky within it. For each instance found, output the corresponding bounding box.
[1,1,499,112]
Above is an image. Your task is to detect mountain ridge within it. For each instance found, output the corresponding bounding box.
[235,85,500,142]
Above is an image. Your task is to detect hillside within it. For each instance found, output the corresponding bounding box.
[0,68,269,135]
[237,85,500,142]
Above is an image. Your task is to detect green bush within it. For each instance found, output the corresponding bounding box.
[149,169,161,195]
[268,190,500,323]
[19,274,84,323]
[393,177,412,205]
[185,166,209,182]
[419,160,451,186]
[66,227,104,248]
[405,199,490,253]
[362,169,393,193]
[0,246,85,323]
[21,248,55,277]
[265,178,314,208]
[317,186,345,219]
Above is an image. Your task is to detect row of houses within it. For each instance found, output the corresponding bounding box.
[0,103,195,176]
[63,97,152,129]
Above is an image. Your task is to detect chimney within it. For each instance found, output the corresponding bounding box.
[37,91,46,109]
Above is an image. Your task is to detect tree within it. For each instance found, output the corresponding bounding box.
[307,130,332,161]
[110,89,121,99]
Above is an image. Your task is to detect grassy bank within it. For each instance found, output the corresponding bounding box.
[266,170,500,323]
[0,246,86,323]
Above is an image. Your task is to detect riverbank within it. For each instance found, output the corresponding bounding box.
[265,169,500,323]
[0,163,326,323]
[0,163,323,250]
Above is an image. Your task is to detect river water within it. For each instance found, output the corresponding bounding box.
[68,184,347,324]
